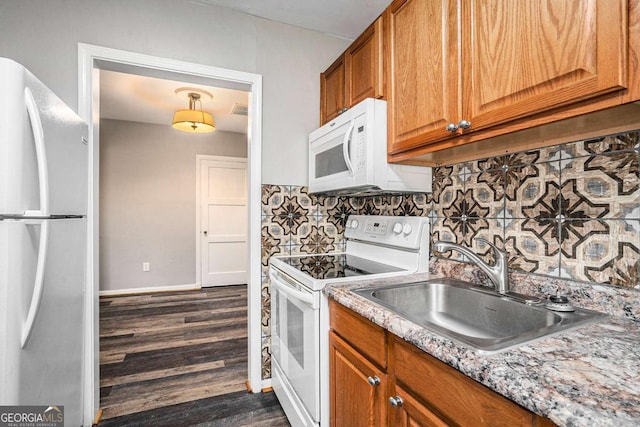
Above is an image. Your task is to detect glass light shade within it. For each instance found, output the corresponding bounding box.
[172,109,216,133]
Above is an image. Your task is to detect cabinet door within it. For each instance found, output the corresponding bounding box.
[329,331,387,427]
[389,385,449,427]
[461,0,628,132]
[320,55,346,125]
[386,0,460,154]
[346,16,384,107]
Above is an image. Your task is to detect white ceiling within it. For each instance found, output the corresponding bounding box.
[100,70,249,133]
[190,0,392,39]
[101,1,392,131]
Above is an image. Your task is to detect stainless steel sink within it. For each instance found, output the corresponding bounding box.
[354,278,607,353]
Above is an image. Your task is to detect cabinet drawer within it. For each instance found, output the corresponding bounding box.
[393,337,541,426]
[330,300,386,368]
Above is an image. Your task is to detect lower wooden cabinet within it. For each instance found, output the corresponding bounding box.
[329,300,555,427]
[329,331,387,427]
[389,384,448,427]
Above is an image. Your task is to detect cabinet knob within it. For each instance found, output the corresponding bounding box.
[367,376,381,386]
[203,230,208,236]
[445,123,459,132]
[389,396,404,407]
[458,119,471,129]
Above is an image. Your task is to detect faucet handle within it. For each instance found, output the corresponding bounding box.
[474,238,506,260]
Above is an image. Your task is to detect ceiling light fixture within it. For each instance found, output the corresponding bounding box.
[172,92,215,133]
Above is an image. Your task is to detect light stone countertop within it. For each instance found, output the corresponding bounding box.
[323,268,640,427]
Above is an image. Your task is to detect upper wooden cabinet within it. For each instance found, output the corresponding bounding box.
[320,16,385,125]
[460,0,628,134]
[320,55,346,124]
[386,0,459,154]
[385,0,632,158]
[346,17,385,107]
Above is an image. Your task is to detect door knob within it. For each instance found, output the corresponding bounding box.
[445,123,458,132]
[389,396,404,407]
[367,376,381,386]
[203,230,208,236]
[458,119,471,129]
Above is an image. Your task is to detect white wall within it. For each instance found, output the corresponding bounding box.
[0,0,350,185]
[99,119,247,292]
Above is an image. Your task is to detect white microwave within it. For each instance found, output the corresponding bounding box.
[308,98,431,195]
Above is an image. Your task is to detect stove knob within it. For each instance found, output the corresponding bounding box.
[393,223,403,234]
[351,219,359,229]
[402,223,413,235]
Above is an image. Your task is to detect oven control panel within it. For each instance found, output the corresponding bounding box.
[344,215,428,250]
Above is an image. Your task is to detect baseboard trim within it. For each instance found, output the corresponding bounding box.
[92,408,103,426]
[99,283,201,297]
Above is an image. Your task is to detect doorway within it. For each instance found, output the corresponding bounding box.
[78,44,263,424]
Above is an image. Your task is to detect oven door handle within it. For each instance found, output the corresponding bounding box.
[270,271,317,308]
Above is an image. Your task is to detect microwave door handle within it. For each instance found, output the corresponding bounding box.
[342,120,355,176]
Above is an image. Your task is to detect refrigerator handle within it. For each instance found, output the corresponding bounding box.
[23,87,50,217]
[21,220,50,348]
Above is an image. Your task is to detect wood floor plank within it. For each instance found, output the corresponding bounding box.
[99,390,289,427]
[101,314,246,338]
[99,285,287,425]
[101,360,226,387]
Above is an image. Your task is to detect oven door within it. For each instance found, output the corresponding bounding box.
[270,268,320,421]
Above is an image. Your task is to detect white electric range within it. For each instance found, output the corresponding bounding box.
[269,214,430,427]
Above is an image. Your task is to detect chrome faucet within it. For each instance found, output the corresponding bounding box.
[433,238,510,294]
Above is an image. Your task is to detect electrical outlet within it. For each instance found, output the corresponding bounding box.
[143,262,150,272]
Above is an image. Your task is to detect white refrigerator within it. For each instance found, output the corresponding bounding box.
[0,58,88,426]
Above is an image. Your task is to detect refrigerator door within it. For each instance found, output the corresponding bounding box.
[0,218,86,426]
[0,58,88,216]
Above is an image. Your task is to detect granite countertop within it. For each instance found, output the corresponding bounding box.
[323,269,640,427]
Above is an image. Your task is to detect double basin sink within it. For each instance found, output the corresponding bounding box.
[354,278,606,353]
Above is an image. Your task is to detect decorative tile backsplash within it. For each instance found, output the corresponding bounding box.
[259,129,640,380]
[433,131,640,288]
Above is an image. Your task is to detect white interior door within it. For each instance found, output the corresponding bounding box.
[200,157,248,286]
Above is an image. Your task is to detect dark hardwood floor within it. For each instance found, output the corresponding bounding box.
[98,285,289,426]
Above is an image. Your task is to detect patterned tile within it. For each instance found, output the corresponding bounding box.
[504,218,561,275]
[561,131,640,158]
[297,224,337,254]
[391,194,429,216]
[284,216,315,247]
[312,194,340,219]
[261,336,271,380]
[466,170,504,218]
[261,276,271,337]
[360,197,383,215]
[290,186,313,211]
[441,189,468,219]
[559,219,640,287]
[468,222,505,265]
[261,185,289,216]
[261,226,284,269]
[510,162,561,219]
[431,217,465,261]
[560,151,640,219]
[469,156,505,173]
[464,218,498,253]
